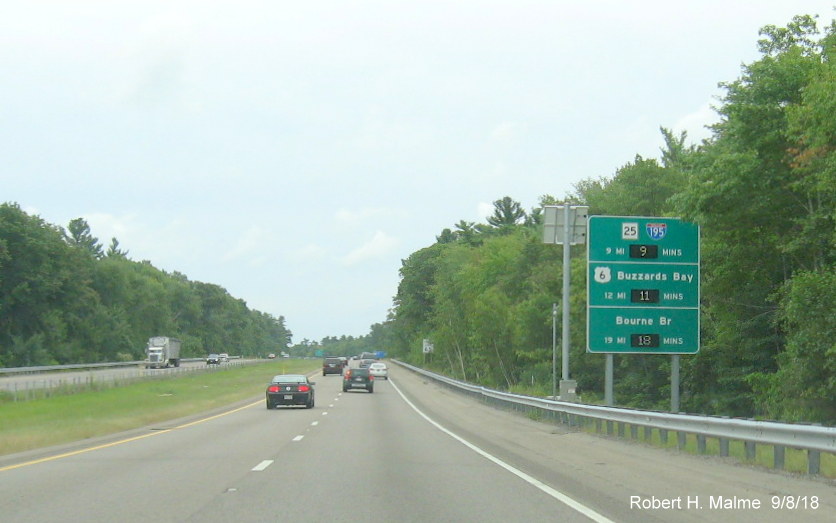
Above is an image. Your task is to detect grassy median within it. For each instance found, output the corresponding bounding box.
[0,360,318,457]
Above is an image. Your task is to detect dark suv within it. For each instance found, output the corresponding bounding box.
[342,368,374,393]
[322,357,343,376]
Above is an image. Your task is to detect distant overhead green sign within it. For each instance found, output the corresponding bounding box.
[587,216,700,354]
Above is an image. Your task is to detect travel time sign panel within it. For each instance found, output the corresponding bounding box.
[587,217,699,264]
[588,262,699,308]
[587,216,700,354]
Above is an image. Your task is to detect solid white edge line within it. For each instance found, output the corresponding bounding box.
[388,378,615,523]
[252,460,273,471]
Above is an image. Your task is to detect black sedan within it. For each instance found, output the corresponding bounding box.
[266,374,315,409]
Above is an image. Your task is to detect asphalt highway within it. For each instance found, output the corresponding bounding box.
[1,364,833,522]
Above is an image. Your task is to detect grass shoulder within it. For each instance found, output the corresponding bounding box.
[0,360,318,457]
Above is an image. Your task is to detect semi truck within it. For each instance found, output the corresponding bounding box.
[145,336,182,369]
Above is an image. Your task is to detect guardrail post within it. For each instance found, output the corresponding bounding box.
[617,422,625,438]
[660,429,668,445]
[745,441,756,461]
[718,416,730,456]
[697,434,706,454]
[606,420,614,436]
[630,425,638,440]
[643,426,652,442]
[677,431,686,450]
[595,419,602,433]
[773,445,785,470]
[808,450,820,475]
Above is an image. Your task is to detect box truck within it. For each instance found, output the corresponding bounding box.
[145,336,182,369]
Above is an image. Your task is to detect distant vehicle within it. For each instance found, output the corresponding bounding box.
[360,351,377,360]
[323,357,343,376]
[267,353,276,359]
[219,353,229,363]
[281,352,290,358]
[266,374,315,409]
[206,354,221,365]
[359,358,375,369]
[145,336,181,369]
[368,362,388,380]
[342,368,374,393]
[338,356,348,368]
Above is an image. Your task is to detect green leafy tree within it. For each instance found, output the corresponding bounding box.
[65,218,103,259]
[106,237,129,258]
[0,203,294,365]
[487,196,526,230]
[673,14,835,417]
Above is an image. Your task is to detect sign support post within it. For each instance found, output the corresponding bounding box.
[552,303,557,399]
[671,354,680,412]
[543,205,588,401]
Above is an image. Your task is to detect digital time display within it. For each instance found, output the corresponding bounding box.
[629,244,658,259]
[630,334,660,348]
[631,289,660,303]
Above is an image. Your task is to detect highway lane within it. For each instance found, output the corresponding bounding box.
[0,367,594,522]
[1,365,833,522]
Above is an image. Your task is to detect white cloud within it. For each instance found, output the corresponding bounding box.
[222,225,267,262]
[476,202,494,222]
[490,121,526,143]
[341,231,398,266]
[286,243,328,263]
[83,212,138,246]
[673,102,719,144]
[335,207,390,226]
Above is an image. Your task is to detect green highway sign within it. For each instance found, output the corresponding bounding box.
[587,308,699,353]
[588,262,699,308]
[587,216,700,354]
[588,217,699,263]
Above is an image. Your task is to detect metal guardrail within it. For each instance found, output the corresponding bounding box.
[0,358,255,399]
[394,360,835,475]
[0,358,234,375]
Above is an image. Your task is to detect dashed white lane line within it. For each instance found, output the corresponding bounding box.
[252,460,273,471]
[311,421,319,426]
[292,435,304,442]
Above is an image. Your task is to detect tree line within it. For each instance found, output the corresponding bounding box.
[0,205,292,366]
[326,15,836,424]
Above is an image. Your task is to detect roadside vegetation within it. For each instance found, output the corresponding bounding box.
[2,12,833,433]
[0,360,317,457]
[0,211,292,367]
[314,14,836,426]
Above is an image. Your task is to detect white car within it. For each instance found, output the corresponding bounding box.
[368,362,388,380]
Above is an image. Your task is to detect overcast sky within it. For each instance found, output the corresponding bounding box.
[3,1,834,344]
